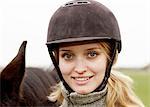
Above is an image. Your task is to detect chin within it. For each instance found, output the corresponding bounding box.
[75,89,92,94]
[71,84,97,94]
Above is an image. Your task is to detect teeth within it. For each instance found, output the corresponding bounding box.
[72,76,94,81]
[74,77,89,81]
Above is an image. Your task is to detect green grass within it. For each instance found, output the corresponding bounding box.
[121,69,150,107]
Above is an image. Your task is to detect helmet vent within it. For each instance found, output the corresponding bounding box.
[77,1,88,4]
[65,2,74,6]
[63,1,91,7]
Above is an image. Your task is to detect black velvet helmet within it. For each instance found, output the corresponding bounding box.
[46,0,122,92]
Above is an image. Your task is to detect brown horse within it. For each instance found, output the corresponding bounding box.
[0,41,59,107]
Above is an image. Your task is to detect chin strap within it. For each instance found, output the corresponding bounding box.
[95,41,118,91]
[47,47,74,93]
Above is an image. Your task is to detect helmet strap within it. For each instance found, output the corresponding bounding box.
[94,41,117,91]
[48,48,74,93]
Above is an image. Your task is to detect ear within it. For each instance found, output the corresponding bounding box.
[0,41,27,98]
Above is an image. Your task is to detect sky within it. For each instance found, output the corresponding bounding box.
[0,0,150,68]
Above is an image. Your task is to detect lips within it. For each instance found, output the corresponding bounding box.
[71,76,94,85]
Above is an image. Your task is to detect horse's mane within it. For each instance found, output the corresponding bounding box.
[21,67,59,106]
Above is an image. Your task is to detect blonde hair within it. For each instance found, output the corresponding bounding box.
[107,71,144,107]
[48,41,144,107]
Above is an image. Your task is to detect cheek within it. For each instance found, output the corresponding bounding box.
[59,60,73,75]
[87,57,107,74]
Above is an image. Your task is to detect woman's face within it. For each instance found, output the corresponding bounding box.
[59,43,107,94]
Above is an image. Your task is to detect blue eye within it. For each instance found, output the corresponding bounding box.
[87,51,98,58]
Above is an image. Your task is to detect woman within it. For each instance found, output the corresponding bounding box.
[46,0,144,106]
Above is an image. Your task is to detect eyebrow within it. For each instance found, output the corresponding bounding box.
[59,47,101,51]
[59,49,71,51]
[86,47,101,50]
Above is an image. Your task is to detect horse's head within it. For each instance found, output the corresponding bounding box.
[0,41,59,107]
[0,41,27,106]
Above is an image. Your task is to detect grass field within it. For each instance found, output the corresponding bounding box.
[120,69,150,107]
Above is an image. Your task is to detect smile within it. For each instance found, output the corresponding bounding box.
[71,76,94,85]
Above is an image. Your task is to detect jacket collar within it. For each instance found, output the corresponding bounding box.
[60,82,107,106]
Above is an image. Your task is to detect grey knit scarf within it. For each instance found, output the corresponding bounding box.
[60,82,107,107]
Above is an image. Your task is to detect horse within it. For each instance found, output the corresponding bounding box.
[0,41,60,107]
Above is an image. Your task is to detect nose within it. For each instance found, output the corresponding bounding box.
[74,59,87,74]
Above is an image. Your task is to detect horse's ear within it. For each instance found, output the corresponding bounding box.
[0,41,27,97]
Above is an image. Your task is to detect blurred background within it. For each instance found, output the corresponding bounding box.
[0,0,150,106]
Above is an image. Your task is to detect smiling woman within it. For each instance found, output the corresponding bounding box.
[44,0,143,107]
[46,0,144,107]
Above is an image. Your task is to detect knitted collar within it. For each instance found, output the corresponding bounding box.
[60,82,107,106]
